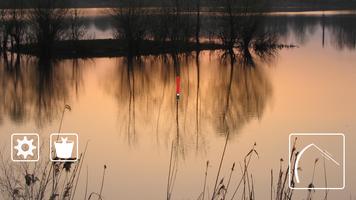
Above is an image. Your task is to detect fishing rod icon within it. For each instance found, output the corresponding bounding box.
[294,143,340,184]
[289,133,345,190]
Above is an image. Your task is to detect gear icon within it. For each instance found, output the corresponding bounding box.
[14,136,37,159]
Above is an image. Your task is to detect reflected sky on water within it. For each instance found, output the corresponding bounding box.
[0,11,356,200]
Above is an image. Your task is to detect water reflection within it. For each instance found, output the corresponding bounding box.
[327,15,356,50]
[0,54,85,127]
[216,52,273,134]
[82,13,356,50]
[32,58,73,127]
[1,47,275,154]
[263,14,356,49]
[0,53,26,124]
[104,49,273,151]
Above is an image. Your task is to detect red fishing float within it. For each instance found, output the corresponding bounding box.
[176,76,180,99]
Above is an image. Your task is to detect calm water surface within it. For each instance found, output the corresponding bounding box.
[1,11,356,199]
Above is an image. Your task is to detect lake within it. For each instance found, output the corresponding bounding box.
[0,11,356,200]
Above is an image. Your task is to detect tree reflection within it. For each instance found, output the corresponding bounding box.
[31,58,70,127]
[104,48,274,152]
[263,14,356,50]
[0,54,85,127]
[85,11,356,51]
[215,50,273,137]
[327,15,356,50]
[0,53,28,123]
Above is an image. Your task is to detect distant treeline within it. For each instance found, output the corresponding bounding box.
[1,0,356,10]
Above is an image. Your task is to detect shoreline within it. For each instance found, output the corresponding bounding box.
[1,4,356,12]
[16,39,225,59]
[14,39,295,59]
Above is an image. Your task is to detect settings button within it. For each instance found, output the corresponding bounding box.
[11,133,40,162]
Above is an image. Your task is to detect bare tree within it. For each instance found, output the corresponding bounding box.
[110,0,148,56]
[168,0,194,43]
[0,0,26,55]
[219,0,240,51]
[219,0,276,56]
[195,0,201,46]
[8,0,26,52]
[68,9,86,41]
[0,9,8,54]
[151,2,171,42]
[28,0,68,58]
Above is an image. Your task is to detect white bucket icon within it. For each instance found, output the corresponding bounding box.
[54,137,74,159]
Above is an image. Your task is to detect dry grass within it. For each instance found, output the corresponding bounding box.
[0,144,86,200]
[167,136,332,200]
[0,105,106,200]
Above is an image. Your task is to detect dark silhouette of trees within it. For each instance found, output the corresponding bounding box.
[195,0,201,46]
[218,0,279,57]
[0,0,26,54]
[219,0,240,51]
[0,9,8,54]
[0,0,289,59]
[150,0,195,44]
[110,0,148,56]
[68,9,86,41]
[28,0,68,58]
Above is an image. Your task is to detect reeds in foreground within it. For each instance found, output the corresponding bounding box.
[0,105,106,200]
[0,144,88,200]
[167,136,331,200]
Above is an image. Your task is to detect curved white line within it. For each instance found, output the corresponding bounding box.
[295,144,314,184]
[294,143,340,184]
